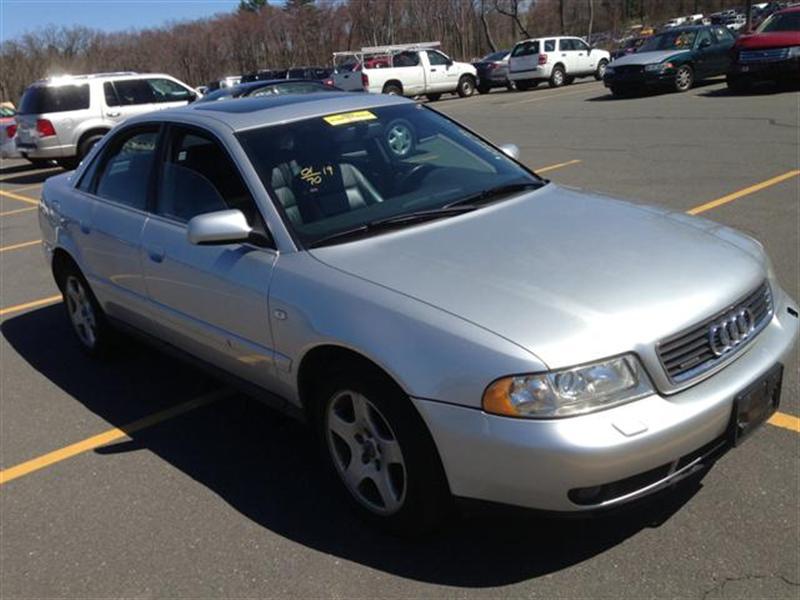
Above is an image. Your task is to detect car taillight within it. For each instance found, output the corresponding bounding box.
[323,78,334,87]
[361,72,369,88]
[6,124,16,138]
[538,53,548,65]
[36,119,56,137]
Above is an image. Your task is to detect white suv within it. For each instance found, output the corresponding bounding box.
[508,36,610,90]
[15,72,199,169]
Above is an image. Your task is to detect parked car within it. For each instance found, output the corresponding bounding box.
[726,14,749,32]
[286,67,335,87]
[15,72,200,169]
[334,42,479,100]
[241,69,289,83]
[664,16,689,28]
[1,104,19,159]
[509,36,610,89]
[472,49,513,93]
[727,5,800,91]
[196,79,339,103]
[38,92,799,533]
[604,25,736,95]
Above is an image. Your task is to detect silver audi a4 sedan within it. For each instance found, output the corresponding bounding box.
[38,93,798,533]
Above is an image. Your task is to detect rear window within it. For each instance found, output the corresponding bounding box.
[18,84,90,114]
[511,41,539,57]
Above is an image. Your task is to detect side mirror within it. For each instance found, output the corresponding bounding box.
[446,58,454,67]
[498,143,520,160]
[188,209,252,245]
[700,38,712,49]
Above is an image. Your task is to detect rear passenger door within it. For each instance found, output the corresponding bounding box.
[74,124,160,329]
[139,125,280,389]
[103,79,157,125]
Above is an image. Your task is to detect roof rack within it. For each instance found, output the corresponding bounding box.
[44,71,139,81]
[334,41,441,58]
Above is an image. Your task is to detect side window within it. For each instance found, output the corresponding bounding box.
[575,39,591,51]
[559,39,574,51]
[103,82,119,107]
[712,27,733,43]
[696,29,713,47]
[111,79,156,106]
[156,127,261,228]
[147,78,192,103]
[427,51,450,66]
[511,41,539,57]
[393,51,420,67]
[545,39,556,52]
[93,127,159,210]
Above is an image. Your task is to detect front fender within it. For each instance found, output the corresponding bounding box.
[269,252,546,409]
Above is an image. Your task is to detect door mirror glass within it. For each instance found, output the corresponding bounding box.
[187,209,252,245]
[699,38,712,48]
[498,143,520,160]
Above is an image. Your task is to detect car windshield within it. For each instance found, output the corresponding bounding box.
[249,81,329,96]
[758,11,800,32]
[237,103,542,247]
[639,30,698,52]
[197,88,236,103]
[482,51,508,61]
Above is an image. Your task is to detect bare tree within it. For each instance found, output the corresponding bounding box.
[494,0,530,38]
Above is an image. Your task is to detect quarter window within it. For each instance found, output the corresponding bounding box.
[544,39,556,52]
[93,127,159,210]
[156,127,261,227]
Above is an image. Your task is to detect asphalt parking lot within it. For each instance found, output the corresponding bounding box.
[1,78,798,599]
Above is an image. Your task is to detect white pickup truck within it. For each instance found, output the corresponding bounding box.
[333,42,478,101]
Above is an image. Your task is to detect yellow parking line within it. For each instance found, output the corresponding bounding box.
[506,84,603,106]
[687,170,800,215]
[768,412,800,433]
[0,390,229,485]
[3,183,43,193]
[0,206,37,217]
[0,295,61,318]
[0,189,39,205]
[0,239,40,252]
[536,159,582,174]
[0,166,61,183]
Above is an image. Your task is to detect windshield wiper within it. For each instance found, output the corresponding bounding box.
[308,206,476,248]
[444,181,541,209]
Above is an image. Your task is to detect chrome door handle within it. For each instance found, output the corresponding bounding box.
[430,69,437,72]
[106,111,121,118]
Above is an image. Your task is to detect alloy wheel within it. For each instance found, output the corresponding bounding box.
[386,123,413,157]
[676,66,693,91]
[326,390,407,515]
[65,275,97,349]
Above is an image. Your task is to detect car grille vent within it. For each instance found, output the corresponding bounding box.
[657,282,773,384]
[739,48,790,63]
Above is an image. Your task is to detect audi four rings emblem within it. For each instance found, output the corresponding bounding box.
[709,308,755,357]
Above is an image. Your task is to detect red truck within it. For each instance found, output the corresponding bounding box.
[727,5,800,91]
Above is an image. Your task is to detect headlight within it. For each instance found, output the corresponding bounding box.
[788,46,800,58]
[482,355,653,418]
[645,61,673,72]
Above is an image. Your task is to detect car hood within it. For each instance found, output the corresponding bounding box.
[309,185,765,370]
[610,49,690,66]
[736,31,800,49]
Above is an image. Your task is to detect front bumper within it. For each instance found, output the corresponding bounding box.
[413,286,798,512]
[730,57,800,81]
[604,68,675,89]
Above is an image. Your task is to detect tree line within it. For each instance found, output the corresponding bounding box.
[1,0,747,102]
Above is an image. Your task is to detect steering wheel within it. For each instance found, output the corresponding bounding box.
[395,163,432,194]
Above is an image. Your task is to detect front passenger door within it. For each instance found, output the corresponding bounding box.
[140,125,280,389]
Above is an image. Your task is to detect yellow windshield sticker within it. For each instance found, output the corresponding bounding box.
[323,110,377,126]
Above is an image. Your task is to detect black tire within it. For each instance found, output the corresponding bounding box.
[78,133,105,161]
[425,93,442,102]
[674,64,694,92]
[549,65,566,88]
[382,82,403,96]
[476,84,491,94]
[595,59,609,81]
[26,158,52,168]
[55,260,115,357]
[315,366,452,536]
[506,82,515,91]
[456,75,476,98]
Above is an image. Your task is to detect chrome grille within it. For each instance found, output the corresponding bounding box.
[739,48,790,63]
[657,282,773,383]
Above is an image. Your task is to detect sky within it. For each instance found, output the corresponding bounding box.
[0,0,251,41]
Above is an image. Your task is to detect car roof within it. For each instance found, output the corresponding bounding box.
[514,35,578,43]
[127,92,411,132]
[778,5,800,13]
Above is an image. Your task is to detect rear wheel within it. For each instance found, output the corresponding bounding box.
[456,75,476,98]
[595,59,609,81]
[674,64,694,92]
[56,262,114,357]
[382,83,403,96]
[317,368,451,535]
[549,65,566,88]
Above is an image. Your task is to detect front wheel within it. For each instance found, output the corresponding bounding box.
[595,59,608,81]
[318,369,451,535]
[57,263,115,357]
[674,64,694,92]
[456,75,476,98]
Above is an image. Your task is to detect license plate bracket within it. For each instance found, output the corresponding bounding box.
[729,363,783,446]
